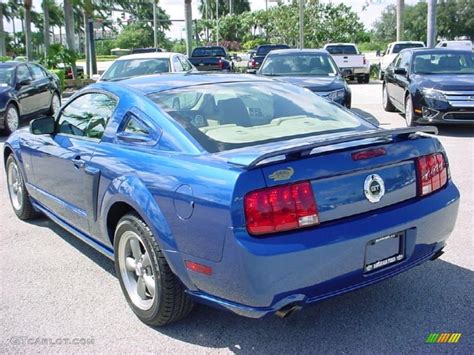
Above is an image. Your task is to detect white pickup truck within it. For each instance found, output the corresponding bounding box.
[379,41,425,80]
[324,43,370,83]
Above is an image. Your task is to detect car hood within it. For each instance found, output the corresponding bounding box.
[272,76,345,92]
[414,74,474,91]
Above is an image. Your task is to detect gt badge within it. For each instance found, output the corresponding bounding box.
[269,167,294,181]
[364,174,385,203]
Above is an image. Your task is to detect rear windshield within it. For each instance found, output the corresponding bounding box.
[256,45,289,56]
[325,45,358,55]
[149,82,366,153]
[260,53,338,76]
[101,58,170,81]
[192,47,226,57]
[392,43,424,54]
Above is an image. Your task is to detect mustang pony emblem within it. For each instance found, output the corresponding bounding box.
[269,167,295,181]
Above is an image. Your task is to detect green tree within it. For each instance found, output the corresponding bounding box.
[115,23,154,49]
[199,0,250,18]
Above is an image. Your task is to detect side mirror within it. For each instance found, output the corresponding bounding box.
[30,116,55,135]
[17,78,32,87]
[394,67,407,76]
[91,74,101,81]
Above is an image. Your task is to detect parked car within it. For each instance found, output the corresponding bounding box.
[247,44,290,73]
[379,41,425,80]
[383,48,474,126]
[4,73,459,325]
[324,43,370,83]
[96,52,196,82]
[258,49,351,108]
[188,46,234,71]
[0,61,61,135]
[436,40,473,50]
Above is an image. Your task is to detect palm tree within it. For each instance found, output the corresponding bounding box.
[0,2,7,56]
[185,0,193,56]
[64,0,77,77]
[199,0,250,17]
[24,0,33,60]
[43,0,51,55]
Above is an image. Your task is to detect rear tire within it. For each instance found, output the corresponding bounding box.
[363,74,370,84]
[6,155,39,220]
[114,213,193,326]
[382,84,396,112]
[357,76,364,84]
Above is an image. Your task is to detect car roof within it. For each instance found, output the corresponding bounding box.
[112,73,274,94]
[257,44,289,48]
[324,43,356,46]
[266,48,328,55]
[115,52,179,61]
[404,48,473,54]
[389,41,424,45]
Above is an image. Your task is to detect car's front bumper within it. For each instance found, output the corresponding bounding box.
[179,181,460,318]
[414,91,474,124]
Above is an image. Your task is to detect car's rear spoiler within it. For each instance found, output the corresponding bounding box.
[226,126,438,168]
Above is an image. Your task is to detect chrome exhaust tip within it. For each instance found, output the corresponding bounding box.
[275,304,302,318]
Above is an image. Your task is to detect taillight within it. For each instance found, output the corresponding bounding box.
[244,181,319,236]
[249,58,256,68]
[218,59,224,69]
[363,56,367,65]
[416,153,448,196]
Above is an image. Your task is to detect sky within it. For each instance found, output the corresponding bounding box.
[3,0,420,39]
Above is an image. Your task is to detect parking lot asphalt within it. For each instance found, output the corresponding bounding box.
[1,81,473,354]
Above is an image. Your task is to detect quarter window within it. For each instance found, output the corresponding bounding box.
[123,114,150,136]
[179,56,193,71]
[57,93,117,139]
[172,56,184,72]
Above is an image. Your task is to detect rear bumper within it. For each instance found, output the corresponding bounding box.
[181,182,460,318]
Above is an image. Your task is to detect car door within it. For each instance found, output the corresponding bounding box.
[391,51,412,106]
[28,63,52,111]
[385,53,403,107]
[27,92,118,234]
[15,64,37,115]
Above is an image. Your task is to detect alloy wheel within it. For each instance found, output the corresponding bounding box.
[6,106,19,132]
[52,94,61,116]
[117,231,156,311]
[7,160,23,211]
[405,96,414,126]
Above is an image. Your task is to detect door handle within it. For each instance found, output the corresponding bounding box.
[71,156,85,168]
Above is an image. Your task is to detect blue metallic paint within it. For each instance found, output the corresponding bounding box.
[3,74,460,318]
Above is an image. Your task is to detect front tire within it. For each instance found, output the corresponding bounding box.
[382,84,396,112]
[405,95,418,127]
[6,155,39,220]
[114,213,193,326]
[3,104,19,135]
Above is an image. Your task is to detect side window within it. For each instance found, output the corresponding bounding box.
[29,64,47,80]
[393,54,402,67]
[123,114,150,136]
[16,65,33,82]
[400,52,411,69]
[179,56,193,71]
[172,56,184,72]
[57,93,117,139]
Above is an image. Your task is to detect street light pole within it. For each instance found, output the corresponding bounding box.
[427,0,437,48]
[216,0,219,45]
[299,0,304,49]
[396,0,404,41]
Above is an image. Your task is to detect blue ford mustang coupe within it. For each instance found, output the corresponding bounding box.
[4,74,460,325]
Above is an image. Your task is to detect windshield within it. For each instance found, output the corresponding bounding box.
[101,58,170,81]
[149,82,366,153]
[256,45,289,56]
[260,54,338,76]
[413,52,474,74]
[325,45,358,55]
[0,66,15,87]
[392,43,424,54]
[192,47,226,57]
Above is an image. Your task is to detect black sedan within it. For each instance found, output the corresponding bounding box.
[383,48,474,126]
[0,62,61,134]
[257,49,351,108]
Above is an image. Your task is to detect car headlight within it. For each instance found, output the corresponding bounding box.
[327,89,346,101]
[421,88,447,102]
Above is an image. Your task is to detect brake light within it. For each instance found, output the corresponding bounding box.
[416,153,448,196]
[249,58,256,68]
[244,181,319,236]
[352,148,386,161]
[363,56,367,65]
[218,59,224,70]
